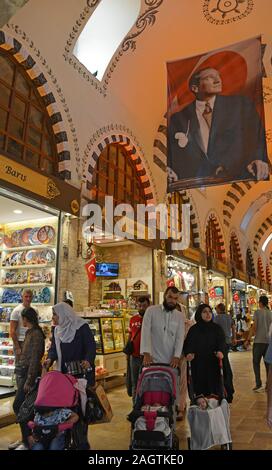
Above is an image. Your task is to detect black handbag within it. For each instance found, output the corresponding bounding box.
[123,326,141,356]
[85,389,104,424]
[17,386,38,423]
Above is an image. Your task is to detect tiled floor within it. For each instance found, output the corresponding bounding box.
[0,350,271,450]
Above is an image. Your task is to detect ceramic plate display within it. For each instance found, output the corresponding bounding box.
[29,228,41,246]
[37,226,55,244]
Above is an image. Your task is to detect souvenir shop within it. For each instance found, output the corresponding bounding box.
[0,153,80,406]
[166,246,206,317]
[76,228,160,378]
[206,259,230,312]
[230,269,248,316]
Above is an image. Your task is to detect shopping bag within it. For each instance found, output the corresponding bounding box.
[86,384,113,425]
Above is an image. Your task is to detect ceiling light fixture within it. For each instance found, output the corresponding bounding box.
[13,209,23,214]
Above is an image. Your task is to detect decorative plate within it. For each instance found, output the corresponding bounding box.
[39,249,55,264]
[11,230,22,247]
[37,226,55,244]
[21,228,32,246]
[4,235,13,248]
[29,228,41,246]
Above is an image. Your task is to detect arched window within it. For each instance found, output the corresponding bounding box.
[230,235,243,271]
[0,51,58,176]
[90,143,147,208]
[205,216,224,261]
[167,192,195,247]
[246,248,255,277]
[73,0,141,81]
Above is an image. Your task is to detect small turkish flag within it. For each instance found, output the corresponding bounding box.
[85,249,96,282]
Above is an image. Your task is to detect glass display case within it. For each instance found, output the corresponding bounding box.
[83,316,126,354]
[0,319,15,392]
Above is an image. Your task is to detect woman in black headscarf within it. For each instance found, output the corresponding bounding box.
[183,304,225,398]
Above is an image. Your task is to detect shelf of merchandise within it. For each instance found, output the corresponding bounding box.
[0,264,55,269]
[1,283,53,288]
[1,244,56,252]
[0,346,13,350]
[103,291,122,294]
[0,354,15,358]
[0,376,13,386]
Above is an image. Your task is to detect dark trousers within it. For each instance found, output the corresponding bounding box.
[253,343,269,387]
[130,356,143,402]
[13,375,31,446]
[222,348,235,402]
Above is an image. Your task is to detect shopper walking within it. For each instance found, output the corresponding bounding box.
[140,286,185,368]
[10,289,38,374]
[176,303,194,420]
[44,302,96,449]
[245,295,272,392]
[214,303,235,402]
[126,296,150,402]
[10,308,45,450]
[183,304,225,398]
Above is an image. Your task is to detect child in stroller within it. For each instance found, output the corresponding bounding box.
[28,371,81,450]
[128,365,179,450]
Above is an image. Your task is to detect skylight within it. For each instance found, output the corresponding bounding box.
[73,0,141,81]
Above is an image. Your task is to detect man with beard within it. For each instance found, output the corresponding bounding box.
[127,296,150,401]
[140,287,185,368]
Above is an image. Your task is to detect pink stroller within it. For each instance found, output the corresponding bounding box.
[128,365,179,450]
[28,371,80,450]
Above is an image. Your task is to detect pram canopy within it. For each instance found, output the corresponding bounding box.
[34,371,79,410]
[136,366,177,403]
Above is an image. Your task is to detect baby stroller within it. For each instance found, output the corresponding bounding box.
[187,359,232,450]
[128,364,179,450]
[28,371,80,450]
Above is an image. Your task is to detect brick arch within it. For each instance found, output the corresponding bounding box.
[246,247,256,277]
[177,190,200,248]
[84,134,154,204]
[230,231,243,271]
[270,253,272,268]
[223,181,258,227]
[205,212,226,260]
[257,257,265,281]
[253,215,272,252]
[0,30,71,179]
[266,265,271,284]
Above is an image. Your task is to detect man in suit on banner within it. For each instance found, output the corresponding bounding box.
[168,67,269,187]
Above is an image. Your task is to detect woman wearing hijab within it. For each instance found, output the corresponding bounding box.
[44,302,96,450]
[183,304,225,398]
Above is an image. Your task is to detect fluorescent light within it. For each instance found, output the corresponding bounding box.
[13,209,23,214]
[262,233,272,252]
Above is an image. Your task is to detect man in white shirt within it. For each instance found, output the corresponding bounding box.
[140,286,185,368]
[10,288,37,358]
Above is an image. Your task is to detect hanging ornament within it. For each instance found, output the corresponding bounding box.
[85,248,96,282]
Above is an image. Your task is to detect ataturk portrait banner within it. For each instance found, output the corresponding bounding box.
[167,36,269,191]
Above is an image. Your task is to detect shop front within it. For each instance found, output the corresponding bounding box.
[230,268,248,316]
[76,226,161,377]
[206,258,231,312]
[166,246,206,317]
[247,276,261,318]
[0,153,80,401]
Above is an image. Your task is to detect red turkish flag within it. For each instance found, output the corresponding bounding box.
[85,249,96,282]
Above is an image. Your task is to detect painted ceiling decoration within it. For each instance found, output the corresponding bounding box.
[223,181,257,227]
[202,0,254,25]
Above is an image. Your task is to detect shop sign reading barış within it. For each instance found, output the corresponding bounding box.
[0,154,60,200]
